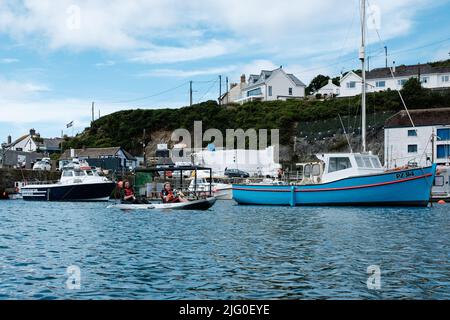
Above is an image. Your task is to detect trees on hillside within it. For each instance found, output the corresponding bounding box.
[306,75,341,95]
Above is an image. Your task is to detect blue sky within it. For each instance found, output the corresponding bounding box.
[0,0,449,142]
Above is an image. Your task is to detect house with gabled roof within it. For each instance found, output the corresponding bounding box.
[234,67,306,104]
[339,61,450,97]
[4,129,63,154]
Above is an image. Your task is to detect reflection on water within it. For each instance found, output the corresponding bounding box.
[0,200,449,299]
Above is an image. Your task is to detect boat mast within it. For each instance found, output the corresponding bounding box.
[360,0,367,153]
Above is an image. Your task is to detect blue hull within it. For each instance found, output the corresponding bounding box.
[233,165,436,207]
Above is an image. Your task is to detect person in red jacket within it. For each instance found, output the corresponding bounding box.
[160,183,188,203]
[121,181,138,204]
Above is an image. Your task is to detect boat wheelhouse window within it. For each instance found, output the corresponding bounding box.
[304,165,312,177]
[74,171,85,177]
[355,156,365,167]
[328,157,352,173]
[63,171,73,177]
[370,157,382,168]
[363,157,373,168]
[86,170,94,176]
[312,164,321,176]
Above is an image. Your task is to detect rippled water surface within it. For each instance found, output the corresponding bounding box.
[0,200,449,300]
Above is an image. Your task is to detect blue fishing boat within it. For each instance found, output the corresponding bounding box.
[233,153,436,207]
[233,0,436,207]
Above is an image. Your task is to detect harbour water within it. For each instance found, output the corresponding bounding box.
[0,200,449,300]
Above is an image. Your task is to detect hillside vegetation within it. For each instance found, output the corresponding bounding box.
[63,79,450,155]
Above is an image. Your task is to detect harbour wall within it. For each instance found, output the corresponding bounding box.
[0,169,60,193]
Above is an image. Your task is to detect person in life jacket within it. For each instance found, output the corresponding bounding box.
[121,181,150,204]
[160,182,188,204]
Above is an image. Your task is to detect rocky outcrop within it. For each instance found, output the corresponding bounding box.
[293,127,385,163]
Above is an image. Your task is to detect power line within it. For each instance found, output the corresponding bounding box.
[106,81,189,104]
[197,78,219,104]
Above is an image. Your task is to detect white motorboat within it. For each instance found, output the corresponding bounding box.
[188,178,233,200]
[108,197,217,211]
[21,159,116,202]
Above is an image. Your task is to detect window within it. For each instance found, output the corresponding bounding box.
[268,86,273,96]
[247,88,262,97]
[304,165,312,177]
[398,79,407,86]
[312,164,321,176]
[408,130,418,137]
[408,145,418,153]
[437,145,450,159]
[370,157,382,169]
[437,128,450,141]
[421,77,429,84]
[288,88,293,96]
[376,81,386,88]
[63,171,73,177]
[434,176,445,187]
[363,157,373,168]
[442,75,449,83]
[355,155,365,167]
[347,81,356,89]
[328,157,352,173]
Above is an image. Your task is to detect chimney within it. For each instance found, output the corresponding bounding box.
[7,135,11,145]
[393,61,396,73]
[240,74,246,84]
[29,128,36,136]
[328,79,333,85]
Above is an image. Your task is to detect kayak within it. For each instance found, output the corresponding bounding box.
[108,197,217,211]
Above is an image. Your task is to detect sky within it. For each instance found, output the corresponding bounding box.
[0,0,449,141]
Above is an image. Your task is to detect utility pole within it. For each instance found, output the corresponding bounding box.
[143,128,147,167]
[367,56,370,72]
[225,76,229,105]
[384,46,388,68]
[189,81,193,107]
[91,102,95,124]
[219,75,222,106]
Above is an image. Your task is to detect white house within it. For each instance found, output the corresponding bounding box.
[219,75,247,105]
[384,108,450,169]
[340,62,450,97]
[316,79,340,97]
[192,146,282,177]
[5,129,63,154]
[235,67,306,104]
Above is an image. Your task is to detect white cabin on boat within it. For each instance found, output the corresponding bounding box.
[317,153,384,183]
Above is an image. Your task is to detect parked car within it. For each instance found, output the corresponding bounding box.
[33,158,51,171]
[225,169,250,178]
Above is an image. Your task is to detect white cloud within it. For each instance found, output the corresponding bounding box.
[0,0,441,65]
[139,66,237,78]
[95,60,116,67]
[0,58,19,64]
[0,78,50,99]
[130,40,234,64]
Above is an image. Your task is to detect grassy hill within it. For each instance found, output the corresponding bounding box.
[63,79,450,156]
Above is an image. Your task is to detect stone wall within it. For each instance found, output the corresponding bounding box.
[0,169,60,193]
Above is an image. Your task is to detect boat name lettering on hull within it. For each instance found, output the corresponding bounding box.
[396,171,416,180]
